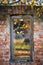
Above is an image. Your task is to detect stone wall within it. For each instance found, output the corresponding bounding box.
[34,17,43,61]
[0,15,10,61]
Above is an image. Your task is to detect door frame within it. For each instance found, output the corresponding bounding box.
[10,15,34,62]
